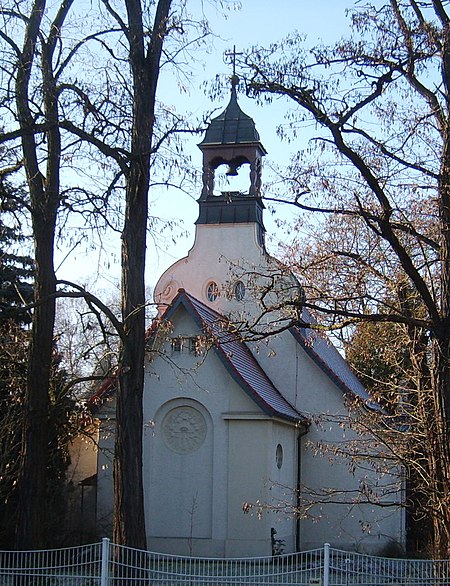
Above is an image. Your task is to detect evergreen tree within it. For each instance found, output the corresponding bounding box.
[0,321,79,547]
[0,179,33,324]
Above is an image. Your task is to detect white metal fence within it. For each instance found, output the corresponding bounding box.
[0,539,449,585]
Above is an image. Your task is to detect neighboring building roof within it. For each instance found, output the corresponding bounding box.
[89,376,115,408]
[164,290,307,424]
[291,312,379,408]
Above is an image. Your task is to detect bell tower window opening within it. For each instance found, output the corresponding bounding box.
[213,160,251,196]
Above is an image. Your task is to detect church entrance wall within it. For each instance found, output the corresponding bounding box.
[147,399,214,549]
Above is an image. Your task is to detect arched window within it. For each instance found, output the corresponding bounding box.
[234,280,246,301]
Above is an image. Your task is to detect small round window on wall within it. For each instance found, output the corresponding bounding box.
[276,444,283,469]
[206,281,220,302]
[234,280,246,301]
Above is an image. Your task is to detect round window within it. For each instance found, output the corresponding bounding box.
[234,280,246,301]
[206,281,220,302]
[276,444,283,469]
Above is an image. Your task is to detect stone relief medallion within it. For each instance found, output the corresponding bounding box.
[162,406,207,454]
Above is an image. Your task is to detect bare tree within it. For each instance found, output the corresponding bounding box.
[0,0,79,548]
[108,0,172,549]
[243,0,450,557]
[1,0,211,548]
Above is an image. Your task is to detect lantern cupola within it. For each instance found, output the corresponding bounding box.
[197,75,267,245]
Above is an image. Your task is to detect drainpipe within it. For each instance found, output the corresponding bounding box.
[296,426,308,551]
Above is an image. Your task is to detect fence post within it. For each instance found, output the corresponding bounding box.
[323,543,330,586]
[100,538,110,586]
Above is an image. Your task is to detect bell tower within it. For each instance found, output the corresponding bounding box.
[197,74,267,246]
[153,70,270,315]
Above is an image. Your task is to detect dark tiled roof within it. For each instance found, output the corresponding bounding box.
[291,311,379,408]
[166,290,307,424]
[200,85,261,146]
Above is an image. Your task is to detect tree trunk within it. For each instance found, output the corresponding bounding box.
[429,334,450,558]
[113,0,172,549]
[113,161,149,549]
[15,217,57,549]
[13,0,66,547]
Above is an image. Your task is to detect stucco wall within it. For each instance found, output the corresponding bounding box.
[143,307,299,557]
[66,427,99,541]
[249,330,405,553]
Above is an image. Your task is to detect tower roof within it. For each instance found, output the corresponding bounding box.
[200,76,262,147]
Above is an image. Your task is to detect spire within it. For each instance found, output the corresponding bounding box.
[199,75,262,147]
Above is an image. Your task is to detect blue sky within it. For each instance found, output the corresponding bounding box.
[55,1,357,292]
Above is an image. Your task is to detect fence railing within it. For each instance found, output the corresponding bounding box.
[1,539,450,585]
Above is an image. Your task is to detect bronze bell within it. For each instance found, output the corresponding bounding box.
[225,163,239,176]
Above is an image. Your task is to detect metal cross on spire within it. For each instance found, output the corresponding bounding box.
[224,45,243,77]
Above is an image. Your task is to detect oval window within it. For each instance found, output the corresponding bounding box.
[206,281,220,302]
[276,444,283,469]
[234,280,245,301]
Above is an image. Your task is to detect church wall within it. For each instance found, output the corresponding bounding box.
[267,422,299,554]
[143,307,282,556]
[144,304,404,556]
[298,440,404,554]
[147,398,214,542]
[248,331,404,554]
[226,419,271,556]
[95,413,115,538]
[225,418,298,557]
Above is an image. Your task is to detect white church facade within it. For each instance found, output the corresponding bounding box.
[88,78,405,557]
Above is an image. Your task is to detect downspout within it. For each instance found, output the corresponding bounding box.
[296,425,308,551]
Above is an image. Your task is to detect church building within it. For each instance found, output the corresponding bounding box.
[90,76,405,557]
